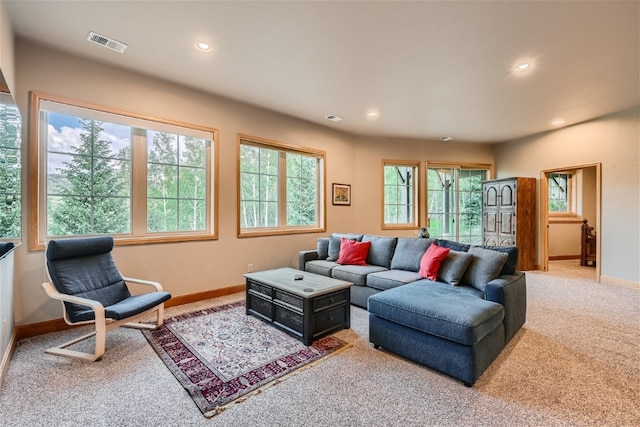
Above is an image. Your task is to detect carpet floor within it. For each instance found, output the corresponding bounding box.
[0,260,638,426]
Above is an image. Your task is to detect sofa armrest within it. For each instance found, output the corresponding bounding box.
[298,250,319,271]
[485,272,527,344]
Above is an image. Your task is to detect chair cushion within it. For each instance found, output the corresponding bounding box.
[72,291,172,322]
[368,281,504,346]
[47,237,131,323]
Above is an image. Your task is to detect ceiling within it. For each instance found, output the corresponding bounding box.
[5,1,639,143]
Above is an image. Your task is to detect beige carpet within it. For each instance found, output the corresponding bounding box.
[0,261,638,426]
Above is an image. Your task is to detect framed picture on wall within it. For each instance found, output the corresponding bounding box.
[332,183,351,206]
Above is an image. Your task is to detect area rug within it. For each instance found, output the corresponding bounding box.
[142,300,348,417]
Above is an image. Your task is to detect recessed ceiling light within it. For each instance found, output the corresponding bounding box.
[196,42,211,52]
[366,110,380,120]
[325,114,343,122]
[439,136,453,142]
[551,119,565,126]
[516,63,531,71]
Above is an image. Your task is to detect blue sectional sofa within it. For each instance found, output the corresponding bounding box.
[298,233,527,385]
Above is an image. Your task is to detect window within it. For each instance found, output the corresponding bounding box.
[548,172,574,214]
[426,163,491,245]
[0,92,21,240]
[382,160,419,229]
[238,135,325,236]
[29,92,218,250]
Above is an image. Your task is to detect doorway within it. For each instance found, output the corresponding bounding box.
[540,163,601,281]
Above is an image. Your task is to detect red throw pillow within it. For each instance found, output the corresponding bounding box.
[418,244,451,280]
[336,238,371,265]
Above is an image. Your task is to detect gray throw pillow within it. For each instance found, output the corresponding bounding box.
[462,247,509,292]
[437,250,473,286]
[317,238,330,260]
[327,236,342,261]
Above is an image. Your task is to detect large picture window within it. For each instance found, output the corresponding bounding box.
[29,92,218,249]
[0,92,21,240]
[238,135,325,236]
[426,163,491,245]
[382,160,419,229]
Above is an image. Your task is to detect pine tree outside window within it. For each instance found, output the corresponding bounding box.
[0,92,21,240]
[29,93,217,250]
[238,135,325,236]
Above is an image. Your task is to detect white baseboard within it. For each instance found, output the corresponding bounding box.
[600,276,640,291]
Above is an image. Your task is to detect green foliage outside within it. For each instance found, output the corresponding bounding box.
[0,97,21,239]
[427,168,484,245]
[384,165,414,224]
[239,144,319,229]
[48,120,131,236]
[47,117,209,237]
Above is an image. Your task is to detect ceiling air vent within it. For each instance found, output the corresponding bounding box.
[325,115,343,122]
[439,136,454,142]
[87,31,128,53]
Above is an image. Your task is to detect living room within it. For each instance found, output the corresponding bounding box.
[0,1,638,425]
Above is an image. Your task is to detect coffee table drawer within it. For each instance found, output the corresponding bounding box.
[313,289,349,311]
[313,304,348,336]
[274,289,303,311]
[274,305,304,335]
[247,293,273,320]
[247,279,272,298]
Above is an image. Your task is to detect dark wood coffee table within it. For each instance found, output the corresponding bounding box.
[244,268,352,345]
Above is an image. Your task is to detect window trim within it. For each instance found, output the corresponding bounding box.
[237,134,326,238]
[548,171,579,221]
[425,161,493,243]
[0,89,22,242]
[28,91,219,251]
[381,159,420,230]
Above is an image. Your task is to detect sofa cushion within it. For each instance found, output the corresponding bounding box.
[327,233,364,261]
[366,270,422,291]
[367,281,504,346]
[438,250,473,286]
[390,238,435,272]
[337,238,371,265]
[418,244,450,280]
[317,238,330,260]
[436,239,471,252]
[462,247,509,292]
[361,235,398,269]
[478,245,519,275]
[331,264,388,286]
[305,260,338,277]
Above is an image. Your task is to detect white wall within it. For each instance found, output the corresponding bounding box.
[494,107,640,284]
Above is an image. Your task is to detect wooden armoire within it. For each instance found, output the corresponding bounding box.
[482,177,536,271]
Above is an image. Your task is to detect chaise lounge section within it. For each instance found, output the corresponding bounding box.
[299,233,527,385]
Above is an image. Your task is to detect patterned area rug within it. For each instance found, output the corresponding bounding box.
[142,300,348,417]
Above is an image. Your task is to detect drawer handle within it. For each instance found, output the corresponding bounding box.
[329,298,335,303]
[329,316,334,321]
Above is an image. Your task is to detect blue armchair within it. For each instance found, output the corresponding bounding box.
[42,236,171,361]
